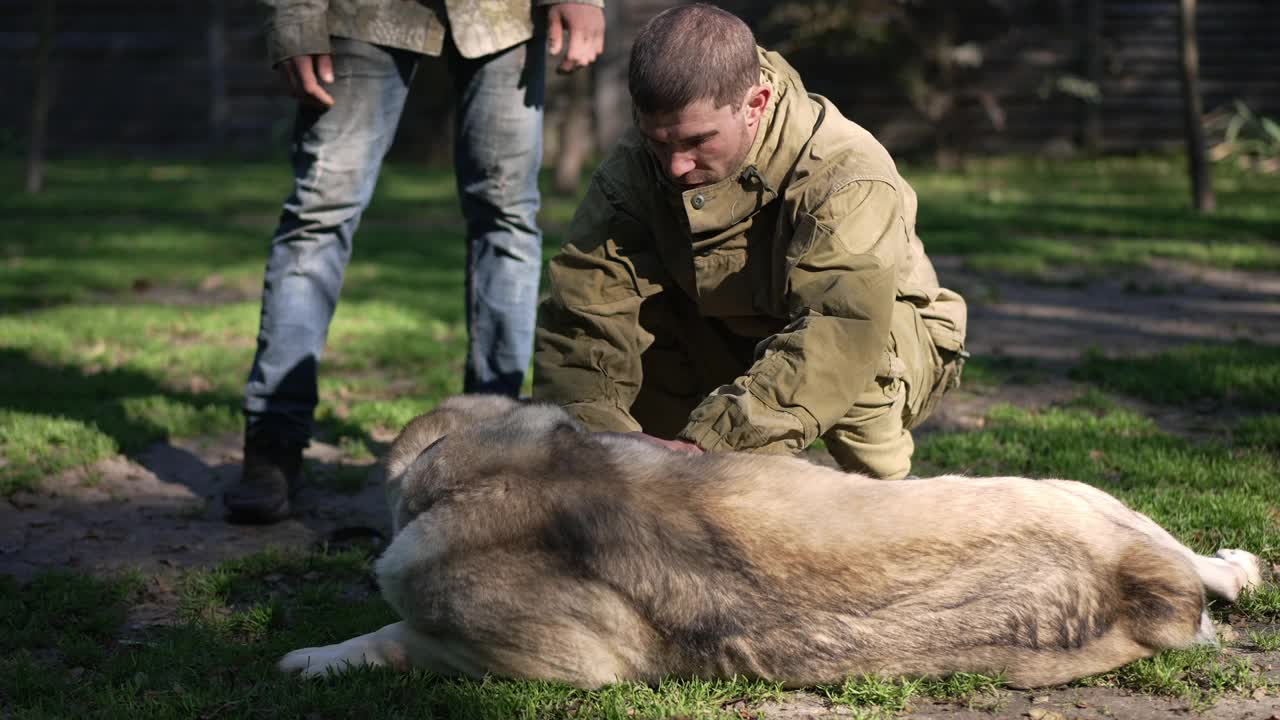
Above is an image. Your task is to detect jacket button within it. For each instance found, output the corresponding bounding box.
[690,194,705,210]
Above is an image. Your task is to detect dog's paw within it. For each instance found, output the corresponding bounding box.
[279,641,378,678]
[1215,549,1264,592]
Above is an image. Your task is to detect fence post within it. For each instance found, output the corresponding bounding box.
[1177,0,1215,212]
[208,0,230,146]
[25,0,56,194]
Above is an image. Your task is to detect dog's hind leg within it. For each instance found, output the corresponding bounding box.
[1113,509,1262,602]
[1045,481,1263,602]
[279,621,466,678]
[1189,550,1264,602]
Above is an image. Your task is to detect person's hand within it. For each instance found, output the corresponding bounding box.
[546,3,605,74]
[625,432,703,454]
[278,54,335,108]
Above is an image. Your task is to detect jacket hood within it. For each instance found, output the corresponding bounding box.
[658,49,825,238]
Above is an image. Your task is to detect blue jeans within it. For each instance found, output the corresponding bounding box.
[244,35,545,446]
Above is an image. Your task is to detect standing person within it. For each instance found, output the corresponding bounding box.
[534,4,967,478]
[226,0,606,523]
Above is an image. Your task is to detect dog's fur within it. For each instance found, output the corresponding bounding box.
[280,395,1264,687]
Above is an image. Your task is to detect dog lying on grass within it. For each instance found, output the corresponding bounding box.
[280,395,1264,688]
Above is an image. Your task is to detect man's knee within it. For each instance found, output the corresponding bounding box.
[819,300,966,478]
[823,386,915,479]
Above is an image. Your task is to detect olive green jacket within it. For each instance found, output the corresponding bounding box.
[261,0,603,66]
[534,49,967,454]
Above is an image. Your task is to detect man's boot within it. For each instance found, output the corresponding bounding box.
[224,437,304,524]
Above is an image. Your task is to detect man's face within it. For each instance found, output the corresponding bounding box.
[636,86,769,189]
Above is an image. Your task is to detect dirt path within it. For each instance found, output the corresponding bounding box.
[753,682,1280,719]
[924,257,1280,439]
[3,258,1279,717]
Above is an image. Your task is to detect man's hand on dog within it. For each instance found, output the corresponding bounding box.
[622,432,703,454]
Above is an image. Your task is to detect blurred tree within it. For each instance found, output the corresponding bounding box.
[757,0,1016,167]
[552,0,628,195]
[1079,0,1103,153]
[208,0,229,146]
[25,0,55,194]
[554,67,594,195]
[591,0,629,158]
[1177,0,1215,212]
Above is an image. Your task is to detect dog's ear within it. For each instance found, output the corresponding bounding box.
[385,395,522,479]
[385,394,522,530]
[396,435,452,524]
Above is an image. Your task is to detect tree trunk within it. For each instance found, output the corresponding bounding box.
[1081,0,1103,154]
[1177,0,1215,212]
[208,0,229,146]
[25,0,55,194]
[591,0,629,153]
[553,68,594,195]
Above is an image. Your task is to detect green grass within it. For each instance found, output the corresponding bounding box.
[1248,630,1280,651]
[956,354,1046,387]
[1,548,793,719]
[1070,342,1280,410]
[1075,645,1266,708]
[917,398,1280,561]
[910,156,1280,276]
[2,155,1278,493]
[1237,414,1280,451]
[2,155,1279,716]
[1235,584,1280,622]
[0,157,600,493]
[823,671,1010,717]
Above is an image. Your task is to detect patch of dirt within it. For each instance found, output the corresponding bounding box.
[921,257,1280,441]
[751,684,1280,719]
[0,433,390,630]
[109,273,263,306]
[936,256,1280,366]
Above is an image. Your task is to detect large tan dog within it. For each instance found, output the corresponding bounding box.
[280,395,1264,687]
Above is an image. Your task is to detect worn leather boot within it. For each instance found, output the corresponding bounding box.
[224,438,304,524]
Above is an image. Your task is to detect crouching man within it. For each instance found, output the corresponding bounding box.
[534,4,967,478]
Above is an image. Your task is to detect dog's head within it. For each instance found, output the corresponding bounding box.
[383,395,593,534]
[383,394,523,533]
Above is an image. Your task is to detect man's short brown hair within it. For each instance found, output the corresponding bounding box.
[628,4,759,115]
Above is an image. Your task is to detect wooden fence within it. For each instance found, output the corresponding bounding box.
[0,0,1276,159]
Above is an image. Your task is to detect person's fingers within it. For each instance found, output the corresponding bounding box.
[546,5,565,56]
[296,56,335,107]
[556,5,606,73]
[564,28,591,72]
[278,63,302,99]
[559,29,593,72]
[315,53,335,84]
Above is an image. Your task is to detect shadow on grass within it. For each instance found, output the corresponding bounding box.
[1069,342,1280,410]
[919,198,1280,245]
[0,213,480,314]
[0,348,379,494]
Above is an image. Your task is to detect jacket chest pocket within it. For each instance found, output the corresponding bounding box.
[692,245,755,318]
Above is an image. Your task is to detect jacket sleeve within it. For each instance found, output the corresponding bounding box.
[533,178,665,432]
[677,179,902,453]
[260,0,331,66]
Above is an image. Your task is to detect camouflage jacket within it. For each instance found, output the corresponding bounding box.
[262,0,604,65]
[534,49,967,454]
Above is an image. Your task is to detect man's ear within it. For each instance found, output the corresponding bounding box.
[744,83,772,126]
